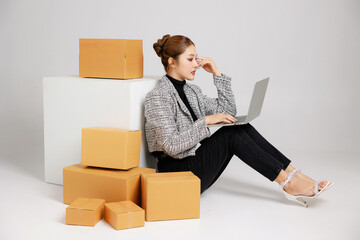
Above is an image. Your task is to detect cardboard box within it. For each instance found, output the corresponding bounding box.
[63,164,155,205]
[79,38,143,79]
[81,127,141,170]
[105,201,145,230]
[66,198,105,226]
[141,171,201,221]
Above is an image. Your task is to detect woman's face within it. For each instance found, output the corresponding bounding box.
[169,44,199,81]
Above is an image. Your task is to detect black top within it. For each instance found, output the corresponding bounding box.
[166,74,198,122]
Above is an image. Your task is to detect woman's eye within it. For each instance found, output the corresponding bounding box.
[188,59,193,61]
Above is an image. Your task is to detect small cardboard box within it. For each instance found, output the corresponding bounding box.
[66,198,105,226]
[81,127,141,170]
[79,38,143,79]
[141,171,201,221]
[105,201,145,230]
[63,164,155,205]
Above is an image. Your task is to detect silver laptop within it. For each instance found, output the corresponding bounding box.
[207,77,269,127]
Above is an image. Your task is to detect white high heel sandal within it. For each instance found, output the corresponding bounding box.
[280,169,333,207]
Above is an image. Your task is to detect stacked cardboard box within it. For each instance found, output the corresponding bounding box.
[63,127,154,229]
[81,127,142,170]
[63,127,155,205]
[62,38,201,230]
[63,164,154,206]
[105,201,145,230]
[79,39,143,79]
[141,171,200,221]
[63,40,147,229]
[66,198,105,226]
[63,126,201,228]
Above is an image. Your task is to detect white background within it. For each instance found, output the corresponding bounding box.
[1,0,359,239]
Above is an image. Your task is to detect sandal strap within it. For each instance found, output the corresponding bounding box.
[280,169,301,189]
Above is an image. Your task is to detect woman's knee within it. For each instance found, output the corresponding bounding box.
[227,124,248,134]
[214,125,248,143]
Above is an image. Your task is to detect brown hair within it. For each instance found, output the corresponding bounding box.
[153,34,195,72]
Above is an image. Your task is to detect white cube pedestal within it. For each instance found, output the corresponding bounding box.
[43,76,160,185]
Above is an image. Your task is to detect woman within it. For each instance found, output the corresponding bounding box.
[144,34,332,207]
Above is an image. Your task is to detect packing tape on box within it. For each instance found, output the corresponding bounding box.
[128,211,133,228]
[77,208,83,225]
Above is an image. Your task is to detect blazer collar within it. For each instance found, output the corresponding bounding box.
[160,75,195,118]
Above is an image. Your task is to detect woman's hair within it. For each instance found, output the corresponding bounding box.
[153,34,195,72]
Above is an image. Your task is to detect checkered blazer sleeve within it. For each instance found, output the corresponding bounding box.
[189,73,237,116]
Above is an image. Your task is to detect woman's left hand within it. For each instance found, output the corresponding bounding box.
[196,57,222,76]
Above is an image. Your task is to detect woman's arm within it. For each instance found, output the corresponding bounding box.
[194,57,237,116]
[144,91,211,157]
[190,73,237,116]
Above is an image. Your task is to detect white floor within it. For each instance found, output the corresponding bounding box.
[1,150,359,240]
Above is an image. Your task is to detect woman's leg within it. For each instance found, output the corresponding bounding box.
[239,124,329,192]
[157,123,328,195]
[241,123,291,169]
[178,125,289,193]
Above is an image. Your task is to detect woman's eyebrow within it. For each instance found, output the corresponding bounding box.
[188,54,198,57]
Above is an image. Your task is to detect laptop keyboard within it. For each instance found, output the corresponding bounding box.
[236,116,247,123]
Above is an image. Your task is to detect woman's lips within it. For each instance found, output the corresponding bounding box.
[191,70,196,75]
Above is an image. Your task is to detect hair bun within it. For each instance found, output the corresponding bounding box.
[153,34,171,57]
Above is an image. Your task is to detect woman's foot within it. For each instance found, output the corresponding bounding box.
[276,168,333,207]
[284,165,328,194]
[282,171,330,197]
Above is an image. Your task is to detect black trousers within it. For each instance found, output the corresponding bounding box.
[157,123,291,194]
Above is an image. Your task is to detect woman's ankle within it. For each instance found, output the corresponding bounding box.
[274,170,288,185]
[285,164,295,174]
[283,173,316,196]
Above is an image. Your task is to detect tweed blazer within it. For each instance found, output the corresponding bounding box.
[144,73,237,159]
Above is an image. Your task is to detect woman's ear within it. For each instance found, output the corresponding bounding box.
[168,57,175,68]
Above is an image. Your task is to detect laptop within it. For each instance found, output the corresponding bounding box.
[207,77,269,127]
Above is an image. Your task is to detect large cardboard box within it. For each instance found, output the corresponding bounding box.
[63,164,155,205]
[105,201,145,230]
[81,127,141,170]
[66,198,105,226]
[79,38,143,79]
[141,171,201,221]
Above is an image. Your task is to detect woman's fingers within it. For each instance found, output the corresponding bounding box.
[196,56,205,64]
[223,114,235,122]
[197,58,209,68]
[226,116,237,123]
[230,115,238,122]
[196,56,207,60]
[198,60,213,71]
[196,57,220,75]
[218,114,237,123]
[208,114,237,125]
[196,57,211,66]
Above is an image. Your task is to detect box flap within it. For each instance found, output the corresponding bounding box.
[80,39,125,55]
[142,171,199,183]
[64,164,155,179]
[105,201,143,214]
[68,198,105,211]
[83,127,140,133]
[142,171,193,178]
[145,175,199,183]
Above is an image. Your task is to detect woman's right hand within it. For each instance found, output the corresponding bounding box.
[205,113,238,125]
